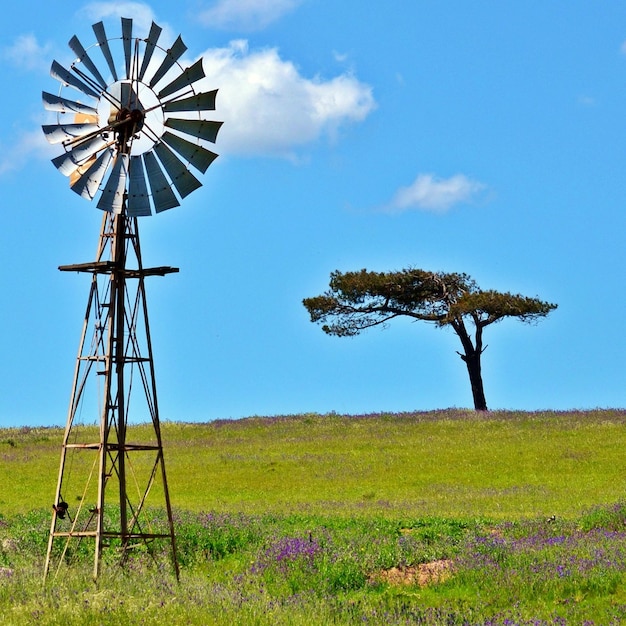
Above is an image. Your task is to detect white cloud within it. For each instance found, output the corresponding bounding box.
[199,0,302,31]
[382,173,487,214]
[2,34,52,73]
[0,130,55,176]
[198,40,375,157]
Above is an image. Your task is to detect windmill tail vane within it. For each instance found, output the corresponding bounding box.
[42,18,221,581]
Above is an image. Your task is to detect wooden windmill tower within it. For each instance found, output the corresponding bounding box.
[41,17,222,580]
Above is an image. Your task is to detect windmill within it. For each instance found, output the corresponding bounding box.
[42,17,221,580]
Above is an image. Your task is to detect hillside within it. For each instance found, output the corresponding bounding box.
[2,409,625,519]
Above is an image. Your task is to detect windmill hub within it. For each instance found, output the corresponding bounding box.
[115,105,144,126]
[101,80,164,157]
[114,105,145,149]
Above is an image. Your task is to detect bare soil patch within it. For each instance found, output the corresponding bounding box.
[371,559,455,587]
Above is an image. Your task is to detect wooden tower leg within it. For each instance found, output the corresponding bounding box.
[44,212,179,581]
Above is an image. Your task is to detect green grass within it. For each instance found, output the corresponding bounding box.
[2,409,626,624]
[4,410,626,519]
[4,505,626,624]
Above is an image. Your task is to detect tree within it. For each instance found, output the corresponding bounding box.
[302,268,557,411]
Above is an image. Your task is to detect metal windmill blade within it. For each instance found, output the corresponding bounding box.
[42,122,100,145]
[43,92,98,116]
[68,35,108,90]
[43,17,222,216]
[92,21,117,81]
[138,22,163,81]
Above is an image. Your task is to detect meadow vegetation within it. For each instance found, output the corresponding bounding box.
[1,409,626,624]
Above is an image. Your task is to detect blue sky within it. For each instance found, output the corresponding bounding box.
[1,1,625,427]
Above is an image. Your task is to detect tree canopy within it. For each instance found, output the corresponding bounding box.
[303,268,557,410]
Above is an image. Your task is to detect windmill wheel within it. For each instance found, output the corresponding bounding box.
[42,18,222,216]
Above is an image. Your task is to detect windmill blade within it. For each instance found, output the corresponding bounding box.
[165,118,222,144]
[161,131,218,174]
[52,135,110,177]
[93,21,118,82]
[148,35,187,89]
[51,60,100,99]
[68,35,107,89]
[119,82,140,110]
[75,113,99,124]
[97,153,129,213]
[106,81,139,118]
[138,22,162,81]
[42,123,100,145]
[158,59,205,99]
[70,154,96,189]
[121,17,133,80]
[154,141,202,198]
[143,151,180,213]
[70,149,113,200]
[127,156,152,216]
[42,91,98,116]
[163,90,217,113]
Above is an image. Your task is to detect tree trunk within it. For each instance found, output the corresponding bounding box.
[451,318,488,411]
[463,350,487,411]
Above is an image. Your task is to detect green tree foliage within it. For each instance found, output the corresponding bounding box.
[303,268,557,410]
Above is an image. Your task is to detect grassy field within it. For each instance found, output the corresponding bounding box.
[2,409,626,624]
